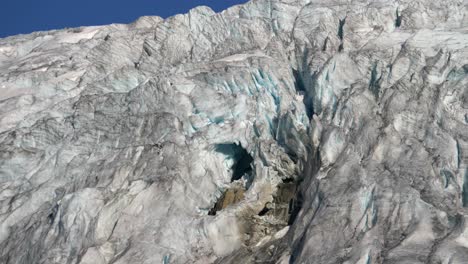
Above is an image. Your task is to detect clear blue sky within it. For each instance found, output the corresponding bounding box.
[0,0,249,38]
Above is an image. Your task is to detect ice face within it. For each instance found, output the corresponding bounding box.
[0,0,468,263]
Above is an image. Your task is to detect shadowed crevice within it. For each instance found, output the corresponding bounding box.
[395,8,402,28]
[214,143,254,183]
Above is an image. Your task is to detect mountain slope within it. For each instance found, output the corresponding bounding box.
[0,0,467,263]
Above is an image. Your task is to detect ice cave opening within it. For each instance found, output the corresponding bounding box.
[208,143,254,216]
[214,143,254,184]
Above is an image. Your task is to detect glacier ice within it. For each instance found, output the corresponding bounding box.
[0,0,468,263]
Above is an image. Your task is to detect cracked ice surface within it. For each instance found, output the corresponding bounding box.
[0,0,468,263]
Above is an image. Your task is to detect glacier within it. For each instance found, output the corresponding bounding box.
[0,0,468,263]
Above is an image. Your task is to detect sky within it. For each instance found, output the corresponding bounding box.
[0,0,249,38]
